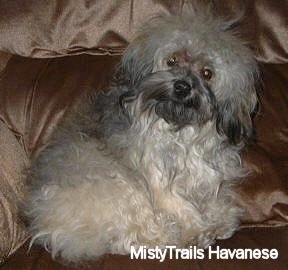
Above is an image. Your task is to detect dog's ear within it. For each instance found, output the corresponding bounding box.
[117,35,154,87]
[216,93,257,145]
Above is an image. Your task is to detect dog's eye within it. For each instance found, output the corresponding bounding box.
[166,56,178,67]
[201,68,213,81]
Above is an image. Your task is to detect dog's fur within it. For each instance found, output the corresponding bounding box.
[23,13,259,262]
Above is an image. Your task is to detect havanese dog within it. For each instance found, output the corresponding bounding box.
[23,11,259,263]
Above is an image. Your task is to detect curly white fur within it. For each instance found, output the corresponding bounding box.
[23,12,259,263]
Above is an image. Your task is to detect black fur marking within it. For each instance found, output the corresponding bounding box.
[216,100,254,145]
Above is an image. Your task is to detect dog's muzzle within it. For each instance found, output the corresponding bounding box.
[172,78,204,111]
[137,70,217,128]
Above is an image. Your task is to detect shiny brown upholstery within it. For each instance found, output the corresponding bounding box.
[0,1,287,269]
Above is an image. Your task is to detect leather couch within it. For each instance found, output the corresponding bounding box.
[0,1,287,269]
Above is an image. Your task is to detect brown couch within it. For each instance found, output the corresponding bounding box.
[0,1,288,269]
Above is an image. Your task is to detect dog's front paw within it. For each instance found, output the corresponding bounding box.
[184,230,217,249]
[187,223,238,249]
[215,225,238,240]
[196,231,217,249]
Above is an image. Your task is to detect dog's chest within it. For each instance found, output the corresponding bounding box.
[126,120,221,198]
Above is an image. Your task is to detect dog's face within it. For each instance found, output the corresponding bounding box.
[119,15,259,144]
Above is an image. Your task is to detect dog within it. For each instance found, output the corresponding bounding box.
[23,12,259,263]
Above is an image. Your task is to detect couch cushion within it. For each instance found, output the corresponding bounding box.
[0,121,28,264]
[0,0,287,63]
[0,54,120,157]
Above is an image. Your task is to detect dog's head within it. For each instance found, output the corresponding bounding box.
[118,15,259,144]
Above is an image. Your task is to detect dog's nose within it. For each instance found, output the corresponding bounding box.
[173,80,192,98]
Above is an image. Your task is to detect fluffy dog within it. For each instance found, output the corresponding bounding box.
[23,13,259,262]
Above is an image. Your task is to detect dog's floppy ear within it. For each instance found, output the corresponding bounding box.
[117,34,154,87]
[216,93,257,145]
